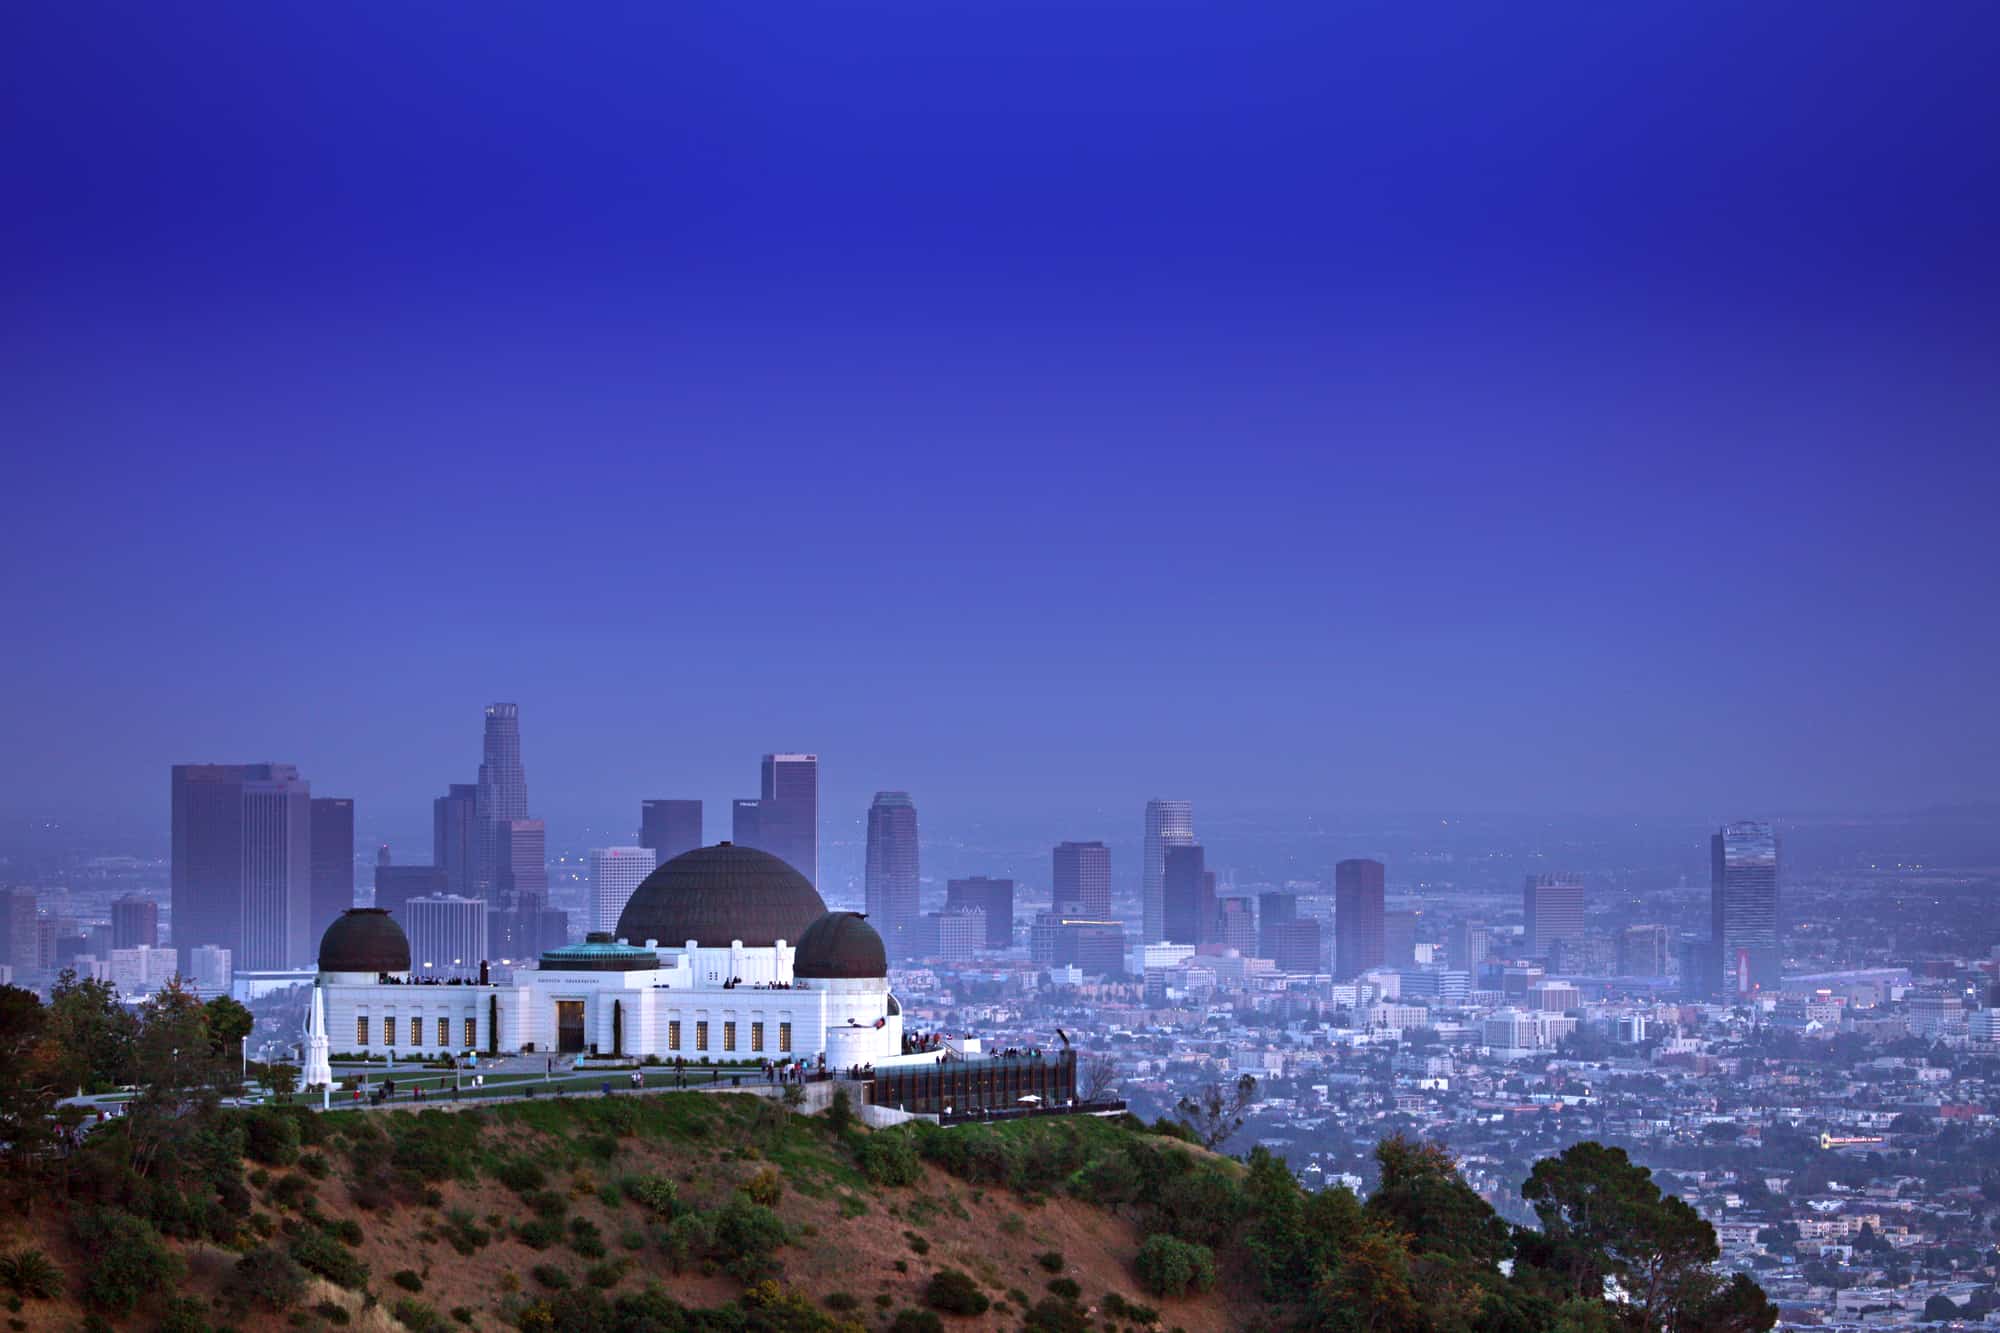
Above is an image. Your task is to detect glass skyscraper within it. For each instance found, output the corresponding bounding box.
[864,792,920,958]
[1142,798,1194,943]
[1711,820,1780,995]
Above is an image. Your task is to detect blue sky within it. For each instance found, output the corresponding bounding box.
[3,1,1997,838]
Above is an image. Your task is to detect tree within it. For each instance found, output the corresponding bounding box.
[1174,1073,1257,1150]
[1924,1294,1962,1323]
[1367,1136,1512,1266]
[1518,1142,1737,1333]
[203,995,255,1059]
[0,986,62,1186]
[46,969,136,1093]
[1082,1053,1120,1103]
[255,1061,299,1103]
[126,979,236,1176]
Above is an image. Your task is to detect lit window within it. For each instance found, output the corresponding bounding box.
[668,1020,681,1051]
[410,1017,422,1047]
[437,1017,448,1047]
[357,1016,369,1046]
[696,1020,709,1052]
[464,1016,476,1048]
[723,1021,736,1051]
[778,1021,792,1053]
[751,1021,764,1052]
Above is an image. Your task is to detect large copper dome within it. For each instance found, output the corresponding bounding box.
[793,912,888,980]
[318,908,411,974]
[615,843,827,948]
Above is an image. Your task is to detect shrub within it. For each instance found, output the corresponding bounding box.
[859,1132,924,1187]
[824,1292,860,1312]
[155,1295,214,1333]
[619,1226,646,1251]
[1022,1296,1090,1333]
[299,1151,329,1178]
[0,1251,61,1301]
[392,1297,444,1332]
[1133,1235,1216,1299]
[924,1269,990,1316]
[568,1216,607,1259]
[624,1174,677,1219]
[515,1218,563,1250]
[526,1190,568,1219]
[269,1173,317,1210]
[289,1228,369,1290]
[585,1260,627,1289]
[245,1110,303,1166]
[890,1310,944,1333]
[1046,1277,1081,1302]
[1101,1292,1159,1325]
[825,1088,854,1135]
[662,1212,714,1272]
[313,1300,351,1326]
[393,1269,425,1292]
[440,1209,490,1255]
[531,1264,571,1290]
[741,1165,783,1207]
[1036,1251,1065,1274]
[332,1217,364,1247]
[904,1230,931,1256]
[231,1246,308,1312]
[451,1308,474,1325]
[495,1158,547,1194]
[71,1209,183,1315]
[712,1198,787,1280]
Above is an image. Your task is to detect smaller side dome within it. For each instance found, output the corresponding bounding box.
[794,911,888,980]
[318,907,411,975]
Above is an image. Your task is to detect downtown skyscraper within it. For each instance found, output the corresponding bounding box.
[1334,857,1386,979]
[1161,843,1216,946]
[1141,798,1194,943]
[432,783,478,897]
[864,791,920,958]
[1523,873,1586,959]
[1053,840,1112,918]
[640,799,704,864]
[308,796,355,946]
[733,753,818,888]
[473,703,529,895]
[171,763,313,971]
[1711,820,1781,995]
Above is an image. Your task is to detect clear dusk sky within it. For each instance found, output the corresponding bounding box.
[3,2,1997,836]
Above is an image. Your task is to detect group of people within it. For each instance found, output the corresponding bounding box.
[759,1058,822,1086]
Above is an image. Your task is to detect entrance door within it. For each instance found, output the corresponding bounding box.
[556,1001,586,1053]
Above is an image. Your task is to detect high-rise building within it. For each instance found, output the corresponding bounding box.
[913,909,984,962]
[591,847,658,934]
[494,818,561,959]
[734,754,819,887]
[473,703,529,895]
[1448,918,1489,972]
[1,887,37,975]
[1617,924,1672,977]
[1257,892,1297,959]
[1383,909,1418,967]
[309,797,355,946]
[170,763,313,971]
[1142,799,1195,944]
[1270,917,1323,974]
[406,895,490,978]
[1524,874,1586,959]
[433,784,478,897]
[1052,840,1111,919]
[1162,844,1215,946]
[640,800,703,865]
[945,877,1015,949]
[864,792,920,958]
[1711,820,1780,995]
[1334,858,1386,979]
[1214,897,1257,955]
[111,894,159,950]
[374,865,445,922]
[1029,912,1125,976]
[186,944,232,995]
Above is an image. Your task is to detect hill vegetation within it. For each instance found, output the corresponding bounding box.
[0,977,1775,1332]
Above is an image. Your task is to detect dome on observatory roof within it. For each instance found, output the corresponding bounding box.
[793,911,888,980]
[614,843,827,949]
[318,908,411,975]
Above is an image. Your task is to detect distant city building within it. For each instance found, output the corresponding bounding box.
[433,783,479,897]
[1269,918,1323,974]
[187,944,233,994]
[111,894,159,950]
[2,887,40,975]
[171,763,313,971]
[309,797,355,946]
[591,847,658,934]
[1052,840,1112,918]
[374,864,446,922]
[473,703,530,896]
[109,944,178,996]
[495,818,560,959]
[1617,924,1673,977]
[864,792,921,958]
[1711,820,1781,995]
[1524,874,1585,959]
[407,894,489,977]
[640,800,703,864]
[1334,858,1386,979]
[945,877,1014,948]
[914,908,984,962]
[1257,892,1297,959]
[1448,918,1489,972]
[1142,799,1195,943]
[1161,844,1215,946]
[1383,909,1418,968]
[732,753,819,888]
[1031,912,1125,977]
[1214,896,1258,954]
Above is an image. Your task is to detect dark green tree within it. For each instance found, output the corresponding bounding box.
[46,969,136,1093]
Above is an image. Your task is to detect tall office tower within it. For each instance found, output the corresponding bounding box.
[170,763,313,971]
[406,895,489,978]
[945,878,1015,948]
[110,894,159,950]
[1142,799,1195,943]
[640,800,703,864]
[494,818,561,958]
[1383,909,1418,967]
[1448,918,1490,972]
[1052,840,1112,917]
[1270,917,1322,974]
[433,784,478,896]
[1617,924,1672,977]
[1333,858,1386,979]
[308,797,355,946]
[1215,897,1258,954]
[1161,844,1216,946]
[1257,892,1298,959]
[0,887,37,975]
[1523,874,1586,959]
[864,792,921,958]
[1711,820,1781,995]
[732,757,819,887]
[473,703,529,894]
[591,847,658,934]
[374,864,445,921]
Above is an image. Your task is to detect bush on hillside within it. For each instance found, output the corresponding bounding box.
[1133,1234,1216,1299]
[858,1131,923,1187]
[924,1269,990,1316]
[0,1250,61,1301]
[70,1209,184,1315]
[230,1246,308,1311]
[289,1227,369,1290]
[890,1309,944,1333]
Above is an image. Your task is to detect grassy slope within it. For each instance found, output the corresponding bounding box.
[2,1093,1237,1332]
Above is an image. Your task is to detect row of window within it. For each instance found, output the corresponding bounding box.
[665,1019,791,1054]
[356,1016,476,1048]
